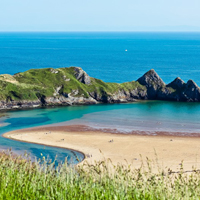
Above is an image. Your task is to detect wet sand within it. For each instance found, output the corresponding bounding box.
[3,125,200,171]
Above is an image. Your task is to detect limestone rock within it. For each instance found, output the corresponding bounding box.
[137,69,165,89]
[73,67,91,85]
[45,96,97,106]
[0,100,41,110]
[182,80,200,101]
[50,68,58,74]
[2,67,200,111]
[167,77,185,90]
[186,80,198,90]
[137,69,165,99]
[53,86,62,96]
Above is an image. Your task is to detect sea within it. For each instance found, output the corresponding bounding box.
[0,32,200,163]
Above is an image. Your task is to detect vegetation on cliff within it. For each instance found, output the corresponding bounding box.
[0,66,200,110]
[0,67,146,109]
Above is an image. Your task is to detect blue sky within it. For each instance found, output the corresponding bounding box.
[1,0,200,32]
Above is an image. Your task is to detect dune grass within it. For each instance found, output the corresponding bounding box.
[0,152,200,199]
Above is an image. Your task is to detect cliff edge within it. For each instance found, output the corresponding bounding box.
[0,67,199,110]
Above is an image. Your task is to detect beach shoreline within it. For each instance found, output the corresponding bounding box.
[3,124,200,171]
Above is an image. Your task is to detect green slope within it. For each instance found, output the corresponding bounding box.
[0,67,146,102]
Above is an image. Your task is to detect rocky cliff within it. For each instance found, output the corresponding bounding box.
[0,67,199,110]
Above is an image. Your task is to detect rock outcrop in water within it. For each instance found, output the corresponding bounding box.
[0,66,200,110]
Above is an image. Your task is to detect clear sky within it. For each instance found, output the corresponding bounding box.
[1,0,200,32]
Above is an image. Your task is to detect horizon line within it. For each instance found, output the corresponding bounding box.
[1,30,200,33]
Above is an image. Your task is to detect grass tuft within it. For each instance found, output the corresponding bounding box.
[0,151,200,199]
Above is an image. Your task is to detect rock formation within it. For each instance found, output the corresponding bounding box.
[74,67,91,85]
[0,66,200,110]
[167,77,185,90]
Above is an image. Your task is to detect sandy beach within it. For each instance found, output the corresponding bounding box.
[3,125,200,171]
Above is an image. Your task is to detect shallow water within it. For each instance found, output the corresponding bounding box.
[63,101,200,134]
[1,32,200,162]
[1,101,200,163]
[0,106,88,164]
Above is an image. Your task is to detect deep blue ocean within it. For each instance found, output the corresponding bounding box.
[1,32,200,84]
[1,32,200,163]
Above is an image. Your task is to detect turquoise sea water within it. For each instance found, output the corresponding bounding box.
[0,107,86,164]
[1,101,200,163]
[1,32,200,163]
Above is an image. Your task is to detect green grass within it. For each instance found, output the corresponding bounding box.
[0,67,182,104]
[0,152,200,199]
[0,67,149,102]
[0,66,182,104]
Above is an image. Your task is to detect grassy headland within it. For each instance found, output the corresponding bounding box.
[1,66,199,110]
[0,67,145,103]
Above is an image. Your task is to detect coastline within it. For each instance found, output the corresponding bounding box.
[1,66,200,112]
[4,124,200,171]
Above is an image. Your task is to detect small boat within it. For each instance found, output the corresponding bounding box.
[125,49,128,51]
